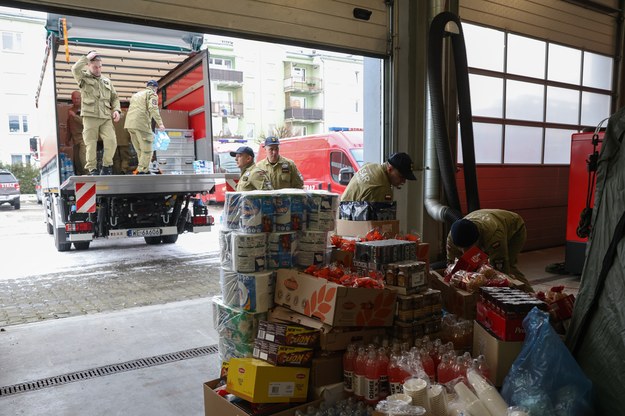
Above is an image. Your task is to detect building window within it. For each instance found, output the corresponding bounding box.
[463,22,613,165]
[9,115,29,133]
[2,31,22,52]
[246,123,255,139]
[330,151,354,182]
[209,57,233,69]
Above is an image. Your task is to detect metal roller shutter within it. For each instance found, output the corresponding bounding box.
[3,0,390,57]
[460,0,618,56]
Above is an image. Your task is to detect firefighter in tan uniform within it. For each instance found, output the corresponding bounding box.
[71,50,120,175]
[67,91,86,175]
[446,209,531,289]
[124,80,165,174]
[230,146,273,192]
[255,137,304,189]
[341,152,416,202]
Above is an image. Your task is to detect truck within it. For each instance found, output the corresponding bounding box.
[34,14,228,251]
[256,128,364,194]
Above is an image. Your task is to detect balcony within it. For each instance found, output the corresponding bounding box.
[284,107,324,122]
[212,101,244,118]
[283,77,323,94]
[210,68,243,87]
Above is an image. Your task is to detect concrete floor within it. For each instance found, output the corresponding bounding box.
[0,245,580,416]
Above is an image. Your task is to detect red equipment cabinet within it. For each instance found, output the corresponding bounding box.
[565,131,603,274]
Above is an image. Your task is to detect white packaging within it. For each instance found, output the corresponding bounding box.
[238,271,275,313]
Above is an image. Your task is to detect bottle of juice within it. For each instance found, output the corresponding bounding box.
[343,344,356,394]
[353,346,367,400]
[377,347,390,400]
[420,347,436,381]
[364,349,380,405]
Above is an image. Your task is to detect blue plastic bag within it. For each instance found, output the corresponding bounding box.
[501,308,594,416]
[153,131,170,151]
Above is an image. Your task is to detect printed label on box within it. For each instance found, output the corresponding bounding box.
[268,382,295,397]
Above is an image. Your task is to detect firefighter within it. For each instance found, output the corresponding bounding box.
[125,80,165,174]
[256,136,304,189]
[231,146,273,191]
[446,209,532,290]
[67,91,87,175]
[71,50,120,175]
[341,152,416,202]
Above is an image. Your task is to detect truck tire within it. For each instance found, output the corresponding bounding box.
[13,201,20,210]
[144,236,162,245]
[47,221,53,235]
[73,242,91,250]
[52,203,71,252]
[161,234,179,244]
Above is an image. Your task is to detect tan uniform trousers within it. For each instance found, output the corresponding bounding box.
[72,137,87,176]
[128,129,153,173]
[113,146,132,174]
[83,117,117,172]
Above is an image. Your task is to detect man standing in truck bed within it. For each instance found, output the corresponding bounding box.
[125,80,165,174]
[256,136,304,189]
[71,50,121,175]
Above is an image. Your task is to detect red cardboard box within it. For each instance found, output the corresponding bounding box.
[274,269,396,327]
[476,301,525,341]
[447,246,489,277]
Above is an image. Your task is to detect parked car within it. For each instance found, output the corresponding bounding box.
[0,169,21,209]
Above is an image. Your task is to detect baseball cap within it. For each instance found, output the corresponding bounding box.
[450,218,479,248]
[229,146,254,158]
[388,152,416,180]
[147,80,158,88]
[264,136,280,147]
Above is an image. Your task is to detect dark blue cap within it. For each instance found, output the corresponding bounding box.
[147,80,158,88]
[388,152,416,180]
[264,136,280,146]
[450,218,479,248]
[229,146,254,158]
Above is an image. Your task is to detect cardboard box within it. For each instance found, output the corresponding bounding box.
[252,339,314,367]
[330,248,354,267]
[274,269,396,327]
[160,109,189,129]
[309,354,343,388]
[204,379,321,416]
[336,219,400,238]
[312,382,345,403]
[472,321,523,387]
[226,358,309,403]
[268,306,387,351]
[476,301,525,342]
[428,270,478,319]
[257,320,320,347]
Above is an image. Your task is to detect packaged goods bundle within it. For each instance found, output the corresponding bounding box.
[211,296,267,362]
[384,260,427,293]
[535,285,575,334]
[339,201,397,221]
[448,263,513,292]
[353,239,417,273]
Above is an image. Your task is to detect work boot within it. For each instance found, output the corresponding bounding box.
[100,166,113,175]
[88,170,99,176]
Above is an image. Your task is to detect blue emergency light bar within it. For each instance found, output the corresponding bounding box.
[328,127,364,132]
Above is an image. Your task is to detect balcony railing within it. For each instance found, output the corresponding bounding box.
[284,107,324,121]
[283,77,323,93]
[210,68,243,86]
[212,101,244,117]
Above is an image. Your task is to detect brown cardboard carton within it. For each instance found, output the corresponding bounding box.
[472,320,523,387]
[159,109,189,129]
[336,219,399,238]
[274,268,396,327]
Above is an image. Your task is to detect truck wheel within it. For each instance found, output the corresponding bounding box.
[13,201,20,210]
[47,221,53,235]
[144,236,161,245]
[54,229,71,252]
[161,234,179,244]
[74,242,91,250]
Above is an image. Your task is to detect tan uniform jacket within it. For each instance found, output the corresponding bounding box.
[114,112,131,146]
[446,209,526,274]
[256,156,304,190]
[71,56,120,119]
[341,162,393,202]
[236,162,273,192]
[67,109,83,144]
[125,88,163,133]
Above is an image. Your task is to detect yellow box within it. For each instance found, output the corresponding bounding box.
[226,357,309,403]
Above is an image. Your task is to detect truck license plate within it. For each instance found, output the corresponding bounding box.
[128,228,162,237]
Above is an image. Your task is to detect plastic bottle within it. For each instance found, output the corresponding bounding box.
[477,354,492,381]
[377,347,390,400]
[343,344,357,394]
[419,347,436,381]
[467,368,508,416]
[437,352,454,384]
[354,346,367,401]
[364,349,379,405]
[451,355,466,380]
[387,355,403,395]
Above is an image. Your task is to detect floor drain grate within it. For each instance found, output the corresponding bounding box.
[0,344,218,397]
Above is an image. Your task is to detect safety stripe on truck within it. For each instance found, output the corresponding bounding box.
[75,182,96,213]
